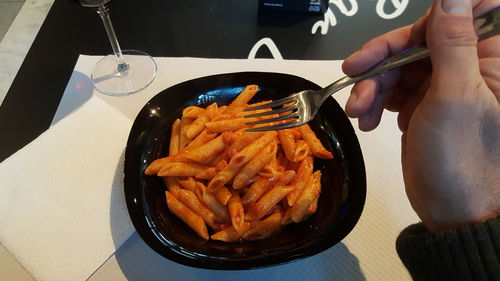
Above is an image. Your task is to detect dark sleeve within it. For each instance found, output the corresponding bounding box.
[396,217,500,281]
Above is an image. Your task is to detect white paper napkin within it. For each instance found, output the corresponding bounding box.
[0,56,420,281]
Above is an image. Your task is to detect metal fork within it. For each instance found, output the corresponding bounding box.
[244,6,500,132]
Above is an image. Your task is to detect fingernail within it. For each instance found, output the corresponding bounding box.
[441,0,472,15]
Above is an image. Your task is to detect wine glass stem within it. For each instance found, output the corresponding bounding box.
[97,5,129,72]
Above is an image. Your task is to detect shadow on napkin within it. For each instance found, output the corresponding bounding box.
[109,148,136,250]
[52,71,93,125]
[107,233,365,281]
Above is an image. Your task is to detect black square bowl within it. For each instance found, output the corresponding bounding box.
[124,72,366,269]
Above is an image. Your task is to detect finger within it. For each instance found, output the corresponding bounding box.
[479,58,500,100]
[345,69,401,118]
[478,35,500,58]
[345,79,377,118]
[342,26,413,76]
[358,88,389,131]
[411,1,498,46]
[426,0,482,100]
[411,9,430,44]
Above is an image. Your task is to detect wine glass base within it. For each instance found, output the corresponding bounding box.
[91,50,157,96]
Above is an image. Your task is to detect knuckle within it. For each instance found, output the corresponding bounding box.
[442,28,477,46]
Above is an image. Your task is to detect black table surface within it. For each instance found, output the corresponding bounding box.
[0,0,431,162]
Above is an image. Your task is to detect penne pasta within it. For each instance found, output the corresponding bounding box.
[179,116,194,149]
[206,102,219,119]
[195,167,218,180]
[144,157,169,175]
[298,124,333,159]
[211,223,251,242]
[158,162,210,177]
[241,212,282,241]
[287,156,313,206]
[177,189,219,230]
[186,113,209,140]
[206,118,255,133]
[208,131,277,191]
[201,188,230,222]
[226,131,264,158]
[146,84,335,242]
[215,186,232,206]
[278,129,296,162]
[233,142,277,189]
[292,140,310,162]
[242,177,272,205]
[183,135,226,163]
[250,185,294,220]
[177,177,197,194]
[228,190,245,233]
[289,170,322,223]
[183,106,206,119]
[164,176,181,197]
[183,130,217,152]
[165,191,209,240]
[169,119,181,156]
[225,85,259,113]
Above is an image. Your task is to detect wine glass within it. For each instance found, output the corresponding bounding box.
[78,0,157,96]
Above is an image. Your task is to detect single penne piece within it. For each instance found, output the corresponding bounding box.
[228,190,245,233]
[298,124,333,159]
[251,185,294,220]
[163,176,181,197]
[233,142,277,189]
[290,127,301,139]
[177,177,197,193]
[208,131,277,191]
[205,118,254,133]
[201,188,231,223]
[165,191,209,240]
[179,116,194,149]
[292,140,310,162]
[195,167,218,180]
[225,85,259,113]
[259,156,278,178]
[183,130,217,152]
[177,189,219,230]
[144,157,169,175]
[241,177,272,205]
[211,223,251,242]
[186,113,209,140]
[226,131,264,158]
[215,159,228,171]
[169,119,181,156]
[307,196,319,214]
[242,212,282,241]
[290,170,322,222]
[183,135,226,163]
[246,100,272,108]
[278,129,296,162]
[183,106,206,119]
[158,162,210,177]
[287,156,313,206]
[206,102,219,119]
[276,170,296,185]
[215,186,232,206]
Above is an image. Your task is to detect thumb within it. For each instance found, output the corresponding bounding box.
[427,0,482,98]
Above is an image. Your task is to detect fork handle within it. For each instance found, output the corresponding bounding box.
[322,6,499,102]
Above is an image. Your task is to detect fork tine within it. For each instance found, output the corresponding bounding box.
[246,120,304,132]
[244,96,297,112]
[243,105,298,118]
[245,113,299,126]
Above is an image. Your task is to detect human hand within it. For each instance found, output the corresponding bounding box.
[342,0,500,233]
